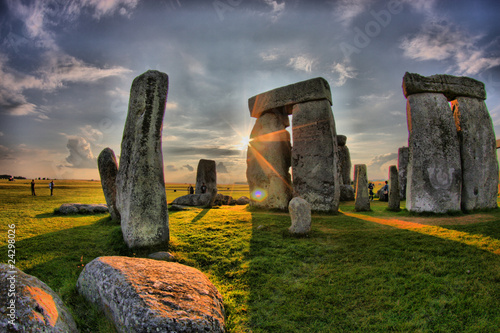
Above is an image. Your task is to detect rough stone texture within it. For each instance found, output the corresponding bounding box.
[292,100,340,212]
[77,256,225,333]
[377,188,388,202]
[235,196,250,205]
[338,145,352,185]
[247,110,292,210]
[398,147,409,200]
[171,194,217,207]
[288,197,312,235]
[148,252,175,261]
[98,147,120,220]
[388,165,401,211]
[0,264,78,332]
[196,159,217,194]
[340,184,355,201]
[402,72,486,100]
[354,164,370,211]
[116,70,169,248]
[248,77,332,118]
[406,93,462,213]
[213,194,235,206]
[57,203,108,215]
[337,134,347,147]
[452,97,499,211]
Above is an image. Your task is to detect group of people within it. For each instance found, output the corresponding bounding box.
[187,183,208,194]
[30,180,55,196]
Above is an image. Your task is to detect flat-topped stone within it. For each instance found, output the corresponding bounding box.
[402,72,486,100]
[248,77,332,118]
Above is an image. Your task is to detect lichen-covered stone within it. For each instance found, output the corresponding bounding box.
[398,147,409,200]
[77,256,225,333]
[195,159,218,207]
[116,70,169,248]
[354,164,370,211]
[388,165,400,211]
[288,197,312,235]
[57,203,109,215]
[98,147,120,220]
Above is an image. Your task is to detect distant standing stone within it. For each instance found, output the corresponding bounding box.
[195,159,218,207]
[388,165,400,211]
[288,197,312,235]
[98,147,120,221]
[354,164,370,211]
[398,147,409,200]
[116,70,170,248]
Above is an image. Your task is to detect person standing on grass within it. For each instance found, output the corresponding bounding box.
[201,182,207,194]
[49,180,54,196]
[31,179,36,196]
[188,184,194,194]
[368,182,374,201]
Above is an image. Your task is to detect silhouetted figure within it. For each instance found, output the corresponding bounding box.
[200,182,207,194]
[368,182,374,201]
[31,180,36,196]
[49,180,54,196]
[188,184,194,194]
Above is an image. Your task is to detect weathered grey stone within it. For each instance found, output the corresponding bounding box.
[172,193,216,207]
[406,93,462,213]
[248,77,332,118]
[354,164,370,211]
[388,165,401,211]
[338,145,352,185]
[402,72,486,100]
[337,134,347,147]
[292,100,340,212]
[116,70,169,248]
[288,197,312,235]
[377,187,388,202]
[236,196,250,205]
[77,256,225,333]
[98,147,120,220]
[398,147,409,200]
[57,203,108,215]
[148,251,175,261]
[213,194,234,206]
[340,184,355,201]
[0,264,78,332]
[247,110,292,210]
[452,97,499,211]
[195,159,218,208]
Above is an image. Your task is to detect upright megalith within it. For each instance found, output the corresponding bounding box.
[116,70,169,248]
[397,147,409,200]
[338,135,354,201]
[98,147,120,221]
[388,165,400,211]
[247,110,292,210]
[195,159,218,207]
[405,93,462,213]
[354,164,370,211]
[292,99,340,212]
[452,97,498,211]
[288,197,312,235]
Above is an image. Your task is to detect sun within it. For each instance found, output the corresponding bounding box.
[237,136,251,150]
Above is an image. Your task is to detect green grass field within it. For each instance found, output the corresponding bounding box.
[1,179,499,332]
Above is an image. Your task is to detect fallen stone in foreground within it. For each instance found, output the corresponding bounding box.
[56,203,108,215]
[77,256,225,333]
[0,264,78,332]
[172,193,218,207]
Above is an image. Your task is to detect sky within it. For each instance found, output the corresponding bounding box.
[1,0,500,183]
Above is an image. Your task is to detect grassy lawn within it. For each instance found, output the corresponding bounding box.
[0,179,499,332]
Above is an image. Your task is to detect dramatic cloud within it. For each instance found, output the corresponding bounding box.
[367,152,398,177]
[333,0,373,27]
[217,162,229,173]
[331,62,357,87]
[65,136,96,168]
[288,55,315,72]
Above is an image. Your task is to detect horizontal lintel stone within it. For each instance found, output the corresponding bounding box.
[402,72,486,101]
[248,77,332,118]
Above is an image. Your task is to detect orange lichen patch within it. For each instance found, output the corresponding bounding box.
[341,210,500,255]
[24,286,58,327]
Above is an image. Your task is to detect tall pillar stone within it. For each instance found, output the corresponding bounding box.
[116,70,169,248]
[246,110,292,210]
[292,99,340,212]
[338,135,354,201]
[398,147,409,200]
[195,159,218,208]
[388,165,400,211]
[354,164,370,211]
[405,93,462,213]
[97,147,120,221]
[452,97,498,211]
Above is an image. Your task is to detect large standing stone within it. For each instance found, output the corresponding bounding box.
[98,147,120,220]
[248,77,332,119]
[247,110,292,210]
[338,135,354,201]
[402,72,486,101]
[388,165,400,211]
[77,256,225,333]
[0,264,78,332]
[406,93,462,213]
[452,97,499,211]
[288,197,312,235]
[398,147,409,200]
[116,70,169,248]
[292,100,340,212]
[354,164,370,211]
[195,159,218,207]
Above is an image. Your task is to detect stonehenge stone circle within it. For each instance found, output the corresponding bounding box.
[354,164,370,211]
[246,110,292,210]
[98,147,120,220]
[288,197,312,235]
[77,256,225,333]
[452,97,498,211]
[292,99,340,212]
[397,147,409,200]
[338,134,355,201]
[195,159,218,207]
[116,70,169,248]
[388,165,400,211]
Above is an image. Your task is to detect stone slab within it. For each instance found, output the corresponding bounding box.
[98,147,120,221]
[388,165,400,211]
[354,164,370,211]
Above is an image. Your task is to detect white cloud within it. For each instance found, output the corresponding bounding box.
[263,0,285,22]
[400,20,500,76]
[332,0,373,27]
[288,55,315,72]
[330,62,357,86]
[65,136,96,168]
[80,0,139,19]
[367,152,398,176]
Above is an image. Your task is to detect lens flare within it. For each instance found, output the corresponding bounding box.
[251,188,268,202]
